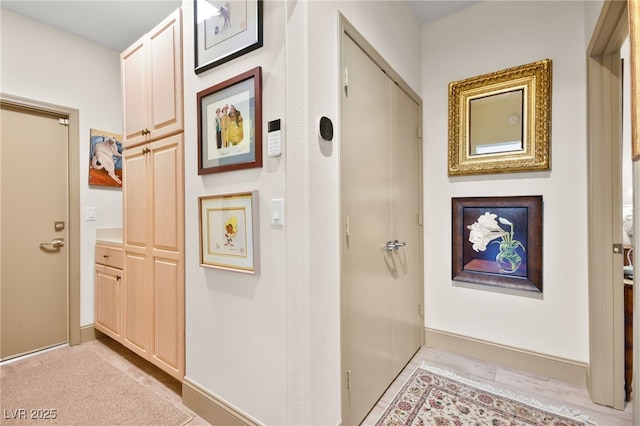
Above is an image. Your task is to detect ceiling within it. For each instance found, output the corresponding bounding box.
[0,1,478,52]
[1,1,183,52]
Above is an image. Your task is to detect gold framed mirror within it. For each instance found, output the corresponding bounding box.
[448,59,552,176]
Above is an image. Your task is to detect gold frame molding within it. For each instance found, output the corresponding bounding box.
[448,59,552,176]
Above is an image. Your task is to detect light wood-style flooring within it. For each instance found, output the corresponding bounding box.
[363,346,634,426]
[2,338,633,425]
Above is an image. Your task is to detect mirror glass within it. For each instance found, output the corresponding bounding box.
[469,89,523,155]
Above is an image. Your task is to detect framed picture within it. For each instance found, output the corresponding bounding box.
[199,190,259,274]
[194,0,263,74]
[452,196,543,293]
[448,59,552,176]
[197,67,262,174]
[88,129,123,187]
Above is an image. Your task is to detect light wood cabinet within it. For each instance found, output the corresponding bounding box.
[94,244,124,341]
[123,133,184,380]
[121,8,183,148]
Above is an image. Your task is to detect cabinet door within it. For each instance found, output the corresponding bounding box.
[149,134,184,379]
[121,40,148,147]
[123,146,148,250]
[121,8,182,149]
[147,9,183,142]
[94,264,122,340]
[122,251,151,358]
[150,134,183,252]
[122,145,151,358]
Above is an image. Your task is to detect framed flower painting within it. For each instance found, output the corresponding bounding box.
[452,196,543,292]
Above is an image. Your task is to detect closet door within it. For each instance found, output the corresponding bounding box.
[341,34,423,425]
[389,82,422,375]
[341,33,394,426]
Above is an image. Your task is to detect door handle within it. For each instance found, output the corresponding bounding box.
[39,238,64,249]
[392,240,407,250]
[384,240,407,253]
[384,240,396,253]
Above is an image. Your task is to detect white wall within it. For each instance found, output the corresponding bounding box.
[0,9,123,326]
[183,0,421,424]
[422,1,590,361]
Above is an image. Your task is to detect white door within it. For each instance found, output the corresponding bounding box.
[341,33,423,425]
[1,103,69,360]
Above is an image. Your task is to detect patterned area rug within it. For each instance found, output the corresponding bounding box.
[375,365,593,426]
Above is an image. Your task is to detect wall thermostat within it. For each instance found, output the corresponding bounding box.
[319,116,333,141]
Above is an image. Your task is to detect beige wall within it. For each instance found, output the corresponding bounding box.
[422,1,589,361]
[2,1,619,424]
[183,0,421,424]
[0,9,123,327]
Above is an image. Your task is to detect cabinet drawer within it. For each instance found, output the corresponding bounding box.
[95,245,124,269]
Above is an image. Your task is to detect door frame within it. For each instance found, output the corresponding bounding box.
[1,93,81,347]
[586,0,628,410]
[338,14,424,423]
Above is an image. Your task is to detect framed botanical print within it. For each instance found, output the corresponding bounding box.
[452,195,543,293]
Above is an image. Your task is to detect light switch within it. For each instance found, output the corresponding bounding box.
[271,199,284,227]
[86,207,97,221]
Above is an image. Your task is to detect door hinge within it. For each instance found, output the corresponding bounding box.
[418,303,424,318]
[344,66,349,96]
[346,370,352,391]
[345,215,350,238]
[58,118,69,126]
[417,125,422,139]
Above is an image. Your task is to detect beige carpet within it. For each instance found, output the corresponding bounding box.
[1,349,192,425]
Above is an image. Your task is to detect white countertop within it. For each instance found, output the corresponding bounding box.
[96,228,123,245]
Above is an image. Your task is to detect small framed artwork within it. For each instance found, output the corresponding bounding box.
[199,190,259,274]
[197,66,262,174]
[88,129,123,187]
[194,0,263,74]
[452,196,543,293]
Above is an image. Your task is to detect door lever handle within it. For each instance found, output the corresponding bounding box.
[384,240,407,253]
[392,240,407,250]
[384,240,396,253]
[39,238,64,249]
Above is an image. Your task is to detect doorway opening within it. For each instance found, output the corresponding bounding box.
[586,0,631,410]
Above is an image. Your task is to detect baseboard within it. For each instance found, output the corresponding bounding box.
[182,377,262,426]
[424,327,587,386]
[80,325,98,344]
